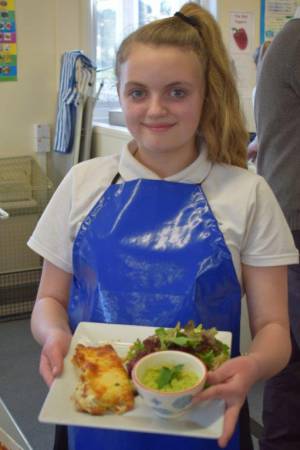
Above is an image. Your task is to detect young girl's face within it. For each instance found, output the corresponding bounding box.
[118,43,205,163]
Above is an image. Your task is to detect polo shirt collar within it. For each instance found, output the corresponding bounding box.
[119,139,212,184]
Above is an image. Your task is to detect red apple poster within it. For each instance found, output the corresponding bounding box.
[229,12,253,54]
[228,11,255,131]
[228,11,255,93]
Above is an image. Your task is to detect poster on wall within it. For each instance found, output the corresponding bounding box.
[229,12,253,54]
[261,0,300,42]
[229,12,255,95]
[0,0,17,82]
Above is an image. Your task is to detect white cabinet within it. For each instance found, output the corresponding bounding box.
[92,123,131,157]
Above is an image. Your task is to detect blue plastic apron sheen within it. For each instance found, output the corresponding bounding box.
[68,178,242,450]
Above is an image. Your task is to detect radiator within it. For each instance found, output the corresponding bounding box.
[0,156,53,319]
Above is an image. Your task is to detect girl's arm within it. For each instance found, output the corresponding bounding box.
[31,260,73,386]
[195,265,291,448]
[244,264,291,378]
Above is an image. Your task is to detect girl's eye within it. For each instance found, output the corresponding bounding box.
[129,89,146,100]
[170,88,186,98]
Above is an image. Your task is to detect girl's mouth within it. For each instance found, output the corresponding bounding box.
[142,123,176,132]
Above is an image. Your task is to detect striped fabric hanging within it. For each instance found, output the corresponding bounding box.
[53,51,96,154]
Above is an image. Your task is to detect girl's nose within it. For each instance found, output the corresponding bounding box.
[147,95,167,116]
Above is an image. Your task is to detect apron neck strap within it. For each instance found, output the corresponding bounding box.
[111,173,121,185]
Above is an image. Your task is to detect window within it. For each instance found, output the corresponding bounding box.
[92,1,216,123]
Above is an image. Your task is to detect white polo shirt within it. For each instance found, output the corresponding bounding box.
[28,141,298,290]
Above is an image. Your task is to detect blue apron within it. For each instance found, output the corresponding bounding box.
[68,178,243,450]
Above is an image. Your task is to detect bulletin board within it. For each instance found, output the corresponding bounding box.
[260,0,300,42]
[0,0,17,81]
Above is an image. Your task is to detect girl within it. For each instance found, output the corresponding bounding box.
[29,3,298,450]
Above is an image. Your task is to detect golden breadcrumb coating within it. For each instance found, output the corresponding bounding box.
[72,343,134,415]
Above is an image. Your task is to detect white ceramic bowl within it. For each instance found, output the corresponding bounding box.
[132,350,207,419]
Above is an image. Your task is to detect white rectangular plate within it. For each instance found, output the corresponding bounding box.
[39,322,232,439]
[0,398,32,450]
[0,427,25,450]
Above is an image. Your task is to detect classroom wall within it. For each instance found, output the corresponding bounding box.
[217,0,261,132]
[5,0,300,170]
[0,0,260,172]
[0,1,57,159]
[0,0,87,184]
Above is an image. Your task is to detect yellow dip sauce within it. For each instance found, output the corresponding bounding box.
[141,365,199,392]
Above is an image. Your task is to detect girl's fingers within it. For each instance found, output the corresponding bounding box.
[206,361,237,384]
[194,361,248,446]
[194,383,224,402]
[195,371,236,403]
[39,353,55,387]
[218,403,241,448]
[48,345,65,375]
[39,342,66,386]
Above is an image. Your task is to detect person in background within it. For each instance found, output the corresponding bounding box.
[28,3,298,450]
[247,41,271,163]
[254,8,300,450]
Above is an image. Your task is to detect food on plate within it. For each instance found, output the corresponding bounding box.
[72,343,134,415]
[141,363,200,392]
[125,321,229,375]
[0,443,10,450]
[132,350,207,418]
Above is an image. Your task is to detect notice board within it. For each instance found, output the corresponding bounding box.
[260,0,300,42]
[0,0,17,81]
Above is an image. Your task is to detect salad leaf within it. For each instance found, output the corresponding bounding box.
[196,350,215,368]
[125,321,230,375]
[156,364,184,389]
[125,338,145,361]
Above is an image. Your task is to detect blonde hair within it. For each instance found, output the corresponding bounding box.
[115,3,248,168]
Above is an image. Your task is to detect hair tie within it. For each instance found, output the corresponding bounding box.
[174,11,198,28]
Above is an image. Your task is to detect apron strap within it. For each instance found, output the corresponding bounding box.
[110,173,208,188]
[53,425,68,450]
[111,172,121,185]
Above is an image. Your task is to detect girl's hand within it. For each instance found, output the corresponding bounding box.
[247,138,258,162]
[39,329,72,387]
[194,355,259,448]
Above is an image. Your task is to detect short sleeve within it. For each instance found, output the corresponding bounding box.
[27,169,74,273]
[241,176,299,266]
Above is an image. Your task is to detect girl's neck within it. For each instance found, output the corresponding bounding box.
[134,145,199,178]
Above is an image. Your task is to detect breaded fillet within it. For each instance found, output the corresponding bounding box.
[72,343,134,415]
[0,443,10,450]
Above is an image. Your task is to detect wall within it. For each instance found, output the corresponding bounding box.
[0,1,57,158]
[0,0,87,185]
[2,1,298,168]
[0,1,260,173]
[217,0,300,130]
[48,0,85,186]
[216,0,261,353]
[217,0,260,132]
